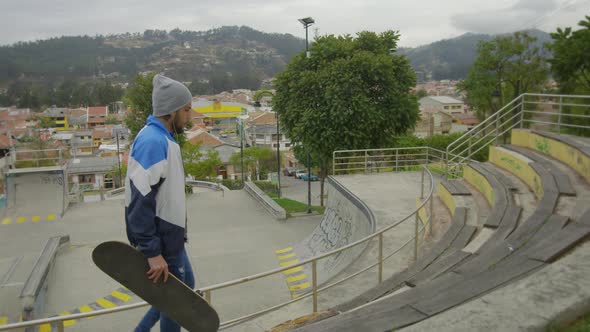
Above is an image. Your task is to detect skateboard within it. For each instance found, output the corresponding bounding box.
[92,241,219,332]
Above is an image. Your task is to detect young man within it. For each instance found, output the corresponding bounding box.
[125,74,194,332]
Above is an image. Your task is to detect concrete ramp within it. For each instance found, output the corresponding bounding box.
[286,177,377,298]
[3,167,66,222]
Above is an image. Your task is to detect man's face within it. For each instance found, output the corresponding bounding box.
[171,103,192,134]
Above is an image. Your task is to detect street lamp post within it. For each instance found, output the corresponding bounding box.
[276,112,281,198]
[298,16,314,214]
[237,115,249,186]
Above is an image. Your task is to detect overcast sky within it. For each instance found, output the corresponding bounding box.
[1,0,589,47]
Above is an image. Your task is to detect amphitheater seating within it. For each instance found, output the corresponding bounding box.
[287,130,590,332]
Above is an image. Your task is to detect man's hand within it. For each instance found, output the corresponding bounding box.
[147,255,169,283]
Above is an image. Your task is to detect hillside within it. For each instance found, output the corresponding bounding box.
[399,29,552,81]
[0,27,552,100]
[0,26,305,91]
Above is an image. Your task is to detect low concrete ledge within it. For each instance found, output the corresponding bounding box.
[106,180,230,199]
[244,181,287,220]
[186,180,229,192]
[20,235,70,321]
[105,187,125,197]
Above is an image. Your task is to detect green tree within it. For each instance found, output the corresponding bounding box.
[105,114,121,125]
[273,30,419,205]
[124,73,155,140]
[193,150,222,179]
[182,141,203,175]
[549,16,590,93]
[415,89,429,99]
[229,147,273,181]
[548,16,590,135]
[458,32,548,120]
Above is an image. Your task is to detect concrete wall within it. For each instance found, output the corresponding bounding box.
[463,165,495,207]
[5,168,66,217]
[293,176,376,288]
[512,129,590,183]
[489,146,543,199]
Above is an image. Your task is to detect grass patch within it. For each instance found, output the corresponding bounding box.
[557,315,590,332]
[270,196,325,215]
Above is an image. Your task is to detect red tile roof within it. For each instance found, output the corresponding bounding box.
[88,106,108,117]
[0,134,11,148]
[188,131,223,147]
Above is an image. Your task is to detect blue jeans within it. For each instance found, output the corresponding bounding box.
[134,248,195,332]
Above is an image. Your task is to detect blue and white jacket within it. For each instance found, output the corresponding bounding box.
[125,115,186,258]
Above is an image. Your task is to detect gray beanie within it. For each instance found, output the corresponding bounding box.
[152,74,192,117]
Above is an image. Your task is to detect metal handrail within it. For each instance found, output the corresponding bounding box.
[0,166,435,331]
[444,93,590,178]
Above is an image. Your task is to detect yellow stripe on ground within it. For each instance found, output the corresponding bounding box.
[47,214,56,221]
[283,267,303,275]
[1,218,11,225]
[286,274,307,283]
[277,253,296,260]
[96,298,116,309]
[0,317,7,325]
[31,216,41,222]
[279,259,299,267]
[16,217,26,224]
[59,311,76,327]
[289,282,311,291]
[111,290,131,302]
[274,247,293,254]
[79,305,94,319]
[293,293,301,299]
[39,323,51,332]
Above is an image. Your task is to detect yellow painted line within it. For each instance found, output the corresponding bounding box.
[0,316,7,325]
[59,311,76,327]
[47,214,56,221]
[277,253,296,260]
[39,323,51,332]
[286,274,307,283]
[79,305,94,319]
[290,282,311,291]
[96,298,116,309]
[31,216,41,222]
[16,217,26,224]
[111,290,131,302]
[1,218,11,225]
[283,267,303,275]
[293,293,301,299]
[279,259,298,267]
[275,247,293,254]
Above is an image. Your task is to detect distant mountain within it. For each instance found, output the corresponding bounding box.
[399,29,552,81]
[0,26,553,92]
[0,26,305,91]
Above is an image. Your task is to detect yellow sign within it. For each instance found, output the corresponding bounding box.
[193,101,245,119]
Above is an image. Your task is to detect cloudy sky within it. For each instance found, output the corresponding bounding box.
[1,0,588,47]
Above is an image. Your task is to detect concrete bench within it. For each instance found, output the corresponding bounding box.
[504,144,576,196]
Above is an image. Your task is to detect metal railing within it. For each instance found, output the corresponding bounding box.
[0,168,435,331]
[445,93,590,177]
[332,145,465,177]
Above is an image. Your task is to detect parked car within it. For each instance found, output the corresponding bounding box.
[295,170,307,179]
[284,167,299,176]
[300,173,319,181]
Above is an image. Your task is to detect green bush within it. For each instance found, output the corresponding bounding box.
[253,181,279,196]
[221,179,244,190]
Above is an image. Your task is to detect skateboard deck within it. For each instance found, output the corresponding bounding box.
[92,241,219,332]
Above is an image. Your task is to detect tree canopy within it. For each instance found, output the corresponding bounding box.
[274,31,418,164]
[458,32,548,120]
[549,16,590,93]
[124,73,155,140]
[273,30,418,205]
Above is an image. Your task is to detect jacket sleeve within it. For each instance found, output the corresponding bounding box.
[126,137,169,258]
